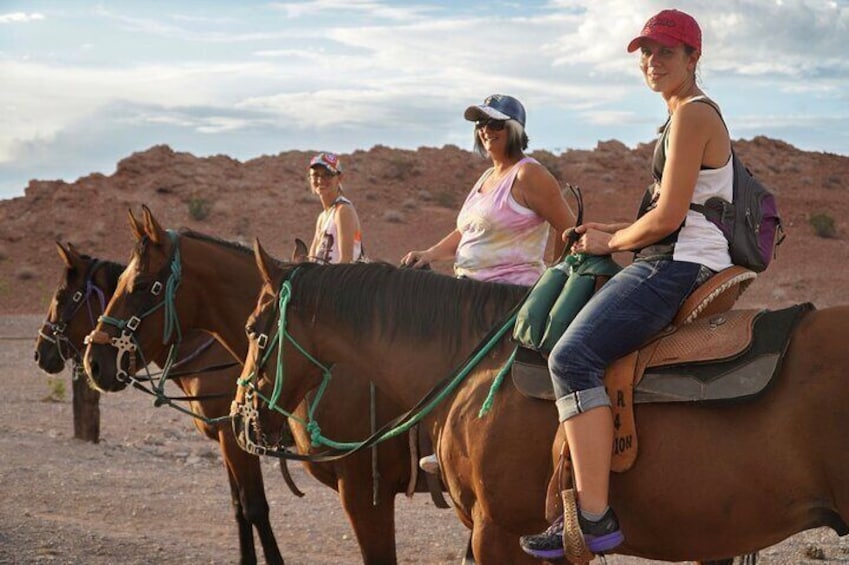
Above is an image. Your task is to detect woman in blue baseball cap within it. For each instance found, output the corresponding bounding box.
[307,152,365,264]
[402,94,575,285]
[402,94,576,475]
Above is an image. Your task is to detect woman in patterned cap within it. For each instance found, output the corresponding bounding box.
[307,152,365,264]
[401,94,575,286]
[521,8,732,560]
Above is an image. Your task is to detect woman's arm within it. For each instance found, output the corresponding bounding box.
[401,229,462,268]
[334,204,361,263]
[579,103,713,255]
[514,163,577,260]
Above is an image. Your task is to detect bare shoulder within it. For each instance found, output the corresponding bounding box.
[516,159,555,185]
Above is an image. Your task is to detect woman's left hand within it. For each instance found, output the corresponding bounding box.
[571,226,613,255]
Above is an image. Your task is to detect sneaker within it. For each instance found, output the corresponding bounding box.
[578,507,624,554]
[519,508,624,559]
[519,515,566,560]
[419,453,440,474]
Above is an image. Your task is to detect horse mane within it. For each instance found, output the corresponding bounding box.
[291,262,528,353]
[178,228,255,258]
[70,255,126,295]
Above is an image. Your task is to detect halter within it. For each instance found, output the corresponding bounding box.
[40,259,108,378]
[85,231,232,424]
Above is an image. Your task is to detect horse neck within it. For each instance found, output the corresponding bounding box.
[293,271,524,410]
[177,236,260,357]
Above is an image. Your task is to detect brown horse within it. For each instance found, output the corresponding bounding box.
[82,208,441,565]
[237,245,849,564]
[36,242,285,565]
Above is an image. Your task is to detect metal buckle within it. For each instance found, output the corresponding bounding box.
[151,281,163,296]
[257,334,268,350]
[72,291,83,303]
[127,316,141,331]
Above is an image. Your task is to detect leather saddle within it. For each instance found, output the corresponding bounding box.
[512,265,812,472]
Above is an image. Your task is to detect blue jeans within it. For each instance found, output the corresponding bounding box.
[549,258,707,421]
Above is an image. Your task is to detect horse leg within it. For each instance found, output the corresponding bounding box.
[220,431,284,565]
[469,510,538,565]
[336,457,398,565]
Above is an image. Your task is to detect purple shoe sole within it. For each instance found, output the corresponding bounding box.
[586,530,625,553]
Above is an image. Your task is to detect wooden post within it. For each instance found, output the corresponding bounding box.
[71,370,100,443]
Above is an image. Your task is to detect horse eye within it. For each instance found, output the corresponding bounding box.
[245,325,255,339]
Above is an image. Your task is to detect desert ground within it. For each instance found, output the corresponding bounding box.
[1,141,848,563]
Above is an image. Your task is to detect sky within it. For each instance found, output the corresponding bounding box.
[1,0,848,200]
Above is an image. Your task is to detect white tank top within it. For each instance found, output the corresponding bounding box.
[314,196,364,264]
[672,96,733,272]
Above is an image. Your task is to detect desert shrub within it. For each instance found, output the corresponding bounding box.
[401,198,417,210]
[809,212,836,238]
[16,267,36,281]
[384,156,416,181]
[383,210,404,223]
[434,190,457,208]
[188,197,211,221]
[43,376,66,402]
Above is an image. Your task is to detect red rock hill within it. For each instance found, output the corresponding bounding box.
[1,140,847,315]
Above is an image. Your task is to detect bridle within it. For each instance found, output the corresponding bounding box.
[84,231,234,423]
[39,259,109,376]
[86,231,183,383]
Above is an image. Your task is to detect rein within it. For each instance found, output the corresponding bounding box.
[87,232,234,424]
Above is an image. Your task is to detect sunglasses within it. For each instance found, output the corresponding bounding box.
[475,118,506,131]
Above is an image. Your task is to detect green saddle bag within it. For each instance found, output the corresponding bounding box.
[513,254,621,354]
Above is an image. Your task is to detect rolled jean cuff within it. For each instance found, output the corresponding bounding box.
[555,386,611,422]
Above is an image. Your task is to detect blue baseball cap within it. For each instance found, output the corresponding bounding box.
[464,94,526,127]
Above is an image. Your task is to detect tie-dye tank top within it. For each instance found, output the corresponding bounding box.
[454,157,549,286]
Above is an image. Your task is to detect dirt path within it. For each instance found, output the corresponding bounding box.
[2,314,848,564]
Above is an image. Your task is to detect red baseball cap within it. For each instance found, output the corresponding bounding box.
[627,9,702,53]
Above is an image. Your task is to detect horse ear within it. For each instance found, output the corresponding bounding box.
[55,241,73,268]
[254,238,275,287]
[141,205,167,245]
[127,209,144,241]
[292,238,309,264]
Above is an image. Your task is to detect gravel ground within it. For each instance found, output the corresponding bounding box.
[2,314,848,564]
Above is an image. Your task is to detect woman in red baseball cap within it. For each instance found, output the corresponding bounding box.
[521,8,733,560]
[307,152,365,264]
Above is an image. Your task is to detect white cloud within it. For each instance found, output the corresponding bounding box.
[0,12,45,23]
[1,0,848,200]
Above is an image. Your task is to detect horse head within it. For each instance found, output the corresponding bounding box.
[233,239,325,455]
[83,205,181,392]
[35,242,117,376]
